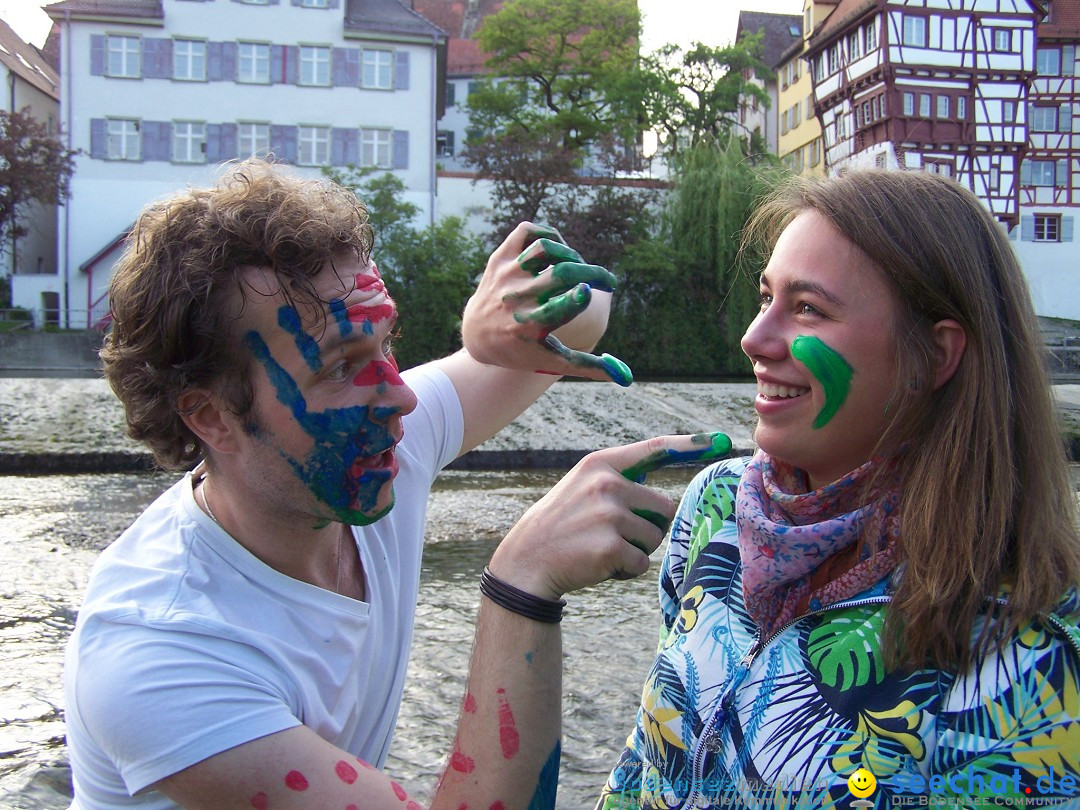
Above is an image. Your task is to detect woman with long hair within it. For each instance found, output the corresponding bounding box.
[598,169,1080,808]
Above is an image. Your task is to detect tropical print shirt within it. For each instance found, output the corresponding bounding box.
[597,458,1080,810]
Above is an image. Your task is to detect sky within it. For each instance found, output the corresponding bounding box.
[1,0,805,51]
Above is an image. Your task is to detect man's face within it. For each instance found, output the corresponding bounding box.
[235,255,417,525]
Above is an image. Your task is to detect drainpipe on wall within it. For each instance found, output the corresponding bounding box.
[430,32,437,228]
[63,9,72,330]
[8,71,16,279]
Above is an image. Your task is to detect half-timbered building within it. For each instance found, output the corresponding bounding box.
[803,0,1080,319]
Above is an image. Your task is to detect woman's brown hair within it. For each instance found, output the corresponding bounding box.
[100,158,374,470]
[743,169,1080,671]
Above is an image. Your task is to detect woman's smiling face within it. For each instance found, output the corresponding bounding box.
[741,210,902,489]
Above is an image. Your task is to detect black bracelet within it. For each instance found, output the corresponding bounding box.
[480,567,565,624]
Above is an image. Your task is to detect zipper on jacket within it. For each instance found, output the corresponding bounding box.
[682,596,893,809]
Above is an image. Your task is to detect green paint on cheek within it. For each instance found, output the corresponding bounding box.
[791,335,853,429]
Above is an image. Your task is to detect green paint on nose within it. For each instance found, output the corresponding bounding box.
[791,335,853,429]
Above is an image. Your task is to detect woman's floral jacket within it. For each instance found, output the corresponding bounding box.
[597,458,1080,810]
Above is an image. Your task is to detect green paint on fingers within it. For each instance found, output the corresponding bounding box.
[601,354,633,387]
[791,335,853,429]
[620,431,732,484]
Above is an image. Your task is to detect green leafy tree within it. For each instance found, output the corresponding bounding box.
[471,0,641,149]
[0,107,79,259]
[636,35,773,158]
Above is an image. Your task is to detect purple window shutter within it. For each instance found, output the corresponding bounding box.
[346,49,360,86]
[394,50,410,91]
[331,127,347,165]
[221,42,236,81]
[90,35,106,76]
[142,38,172,79]
[141,121,169,161]
[392,130,408,169]
[206,123,222,161]
[218,123,237,161]
[345,130,358,165]
[271,45,284,83]
[285,46,299,85]
[270,125,297,163]
[207,41,224,81]
[332,49,349,86]
[90,119,106,158]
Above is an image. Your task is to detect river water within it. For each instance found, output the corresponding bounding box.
[0,466,700,809]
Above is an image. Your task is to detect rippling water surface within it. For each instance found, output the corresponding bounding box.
[0,467,698,809]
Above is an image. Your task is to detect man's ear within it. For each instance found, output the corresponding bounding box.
[930,319,967,390]
[177,389,241,454]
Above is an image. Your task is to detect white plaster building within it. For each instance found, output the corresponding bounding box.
[23,0,445,329]
[0,19,61,291]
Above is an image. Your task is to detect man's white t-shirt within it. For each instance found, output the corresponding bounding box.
[64,365,464,809]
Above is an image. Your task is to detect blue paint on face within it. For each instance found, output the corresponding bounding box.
[527,741,560,810]
[245,329,399,525]
[328,298,353,336]
[277,305,323,373]
[361,319,374,336]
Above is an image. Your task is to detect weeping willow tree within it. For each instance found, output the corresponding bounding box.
[606,134,784,377]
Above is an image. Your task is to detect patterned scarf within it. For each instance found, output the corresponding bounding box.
[736,450,902,635]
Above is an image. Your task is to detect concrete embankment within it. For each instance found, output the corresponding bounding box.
[4,375,1080,473]
[0,376,762,474]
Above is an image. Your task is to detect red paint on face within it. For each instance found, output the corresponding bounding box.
[463,692,477,714]
[496,688,520,759]
[352,359,404,388]
[284,770,309,791]
[391,781,408,801]
[357,758,376,770]
[407,803,423,810]
[335,759,358,784]
[346,301,396,325]
[450,750,476,774]
[347,805,360,810]
[490,803,506,810]
[250,792,269,810]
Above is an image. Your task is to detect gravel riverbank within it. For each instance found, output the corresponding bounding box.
[4,376,1080,473]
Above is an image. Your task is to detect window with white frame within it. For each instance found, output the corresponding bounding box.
[848,32,860,60]
[362,50,393,89]
[920,94,931,117]
[1034,214,1062,241]
[299,45,330,86]
[1037,47,1061,76]
[237,42,270,83]
[828,45,839,74]
[937,95,950,118]
[903,92,914,115]
[106,118,140,160]
[1033,106,1059,132]
[172,121,206,163]
[360,128,391,167]
[865,20,877,51]
[298,126,330,165]
[903,16,926,47]
[809,138,821,166]
[957,96,967,119]
[238,122,270,157]
[107,35,140,78]
[173,38,206,81]
[300,0,329,6]
[1003,100,1017,122]
[993,29,1011,51]
[1029,160,1056,186]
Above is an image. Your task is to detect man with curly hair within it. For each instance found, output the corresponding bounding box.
[64,159,693,808]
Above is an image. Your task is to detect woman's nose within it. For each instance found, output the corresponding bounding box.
[741,307,789,363]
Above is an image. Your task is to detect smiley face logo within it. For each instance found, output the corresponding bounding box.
[848,767,877,798]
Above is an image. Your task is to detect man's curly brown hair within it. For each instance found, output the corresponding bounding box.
[101,158,374,470]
